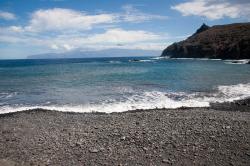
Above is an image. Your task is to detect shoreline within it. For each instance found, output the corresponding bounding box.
[1,97,250,117]
[0,99,250,165]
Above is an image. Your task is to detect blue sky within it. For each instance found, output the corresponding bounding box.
[0,0,249,59]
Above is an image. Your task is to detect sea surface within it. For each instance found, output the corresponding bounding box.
[0,57,250,113]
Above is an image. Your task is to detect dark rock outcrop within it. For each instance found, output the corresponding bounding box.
[194,23,210,34]
[161,23,250,59]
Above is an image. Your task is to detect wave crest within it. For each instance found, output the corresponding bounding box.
[1,83,250,114]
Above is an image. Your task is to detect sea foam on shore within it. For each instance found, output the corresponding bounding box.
[1,83,250,114]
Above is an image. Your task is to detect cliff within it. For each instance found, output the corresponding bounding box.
[161,23,250,59]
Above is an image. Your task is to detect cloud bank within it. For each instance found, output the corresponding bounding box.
[172,0,250,20]
[0,6,168,53]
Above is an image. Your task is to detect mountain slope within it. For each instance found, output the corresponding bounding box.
[161,23,250,59]
[27,49,161,59]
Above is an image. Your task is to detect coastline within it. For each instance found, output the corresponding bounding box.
[0,99,250,165]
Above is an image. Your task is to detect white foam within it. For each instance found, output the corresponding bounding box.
[217,83,250,101]
[172,58,222,61]
[109,61,121,64]
[150,57,170,60]
[0,92,17,99]
[1,83,250,114]
[129,59,155,62]
[0,92,209,114]
[224,59,250,64]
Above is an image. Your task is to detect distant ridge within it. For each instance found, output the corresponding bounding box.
[161,23,250,59]
[27,49,161,59]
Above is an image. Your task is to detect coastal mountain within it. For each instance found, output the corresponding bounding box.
[161,23,250,59]
[27,49,161,59]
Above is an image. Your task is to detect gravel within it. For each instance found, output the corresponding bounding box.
[0,99,250,165]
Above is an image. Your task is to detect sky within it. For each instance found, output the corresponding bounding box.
[0,0,250,59]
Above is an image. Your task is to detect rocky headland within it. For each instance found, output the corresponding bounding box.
[161,23,250,59]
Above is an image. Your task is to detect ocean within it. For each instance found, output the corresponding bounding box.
[0,57,250,114]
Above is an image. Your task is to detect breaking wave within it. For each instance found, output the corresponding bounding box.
[0,92,18,99]
[224,59,250,64]
[129,59,155,62]
[1,83,250,114]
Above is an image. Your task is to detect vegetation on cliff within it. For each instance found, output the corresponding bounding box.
[161,23,250,59]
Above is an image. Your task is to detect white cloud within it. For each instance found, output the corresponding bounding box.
[45,28,165,51]
[115,42,168,50]
[0,11,16,20]
[171,0,250,20]
[22,7,167,32]
[0,7,169,55]
[0,27,26,43]
[121,4,167,23]
[85,28,161,43]
[50,44,59,50]
[62,44,75,51]
[9,26,24,33]
[25,8,117,32]
[0,26,166,51]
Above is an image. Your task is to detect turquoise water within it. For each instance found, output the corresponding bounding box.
[0,57,250,113]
